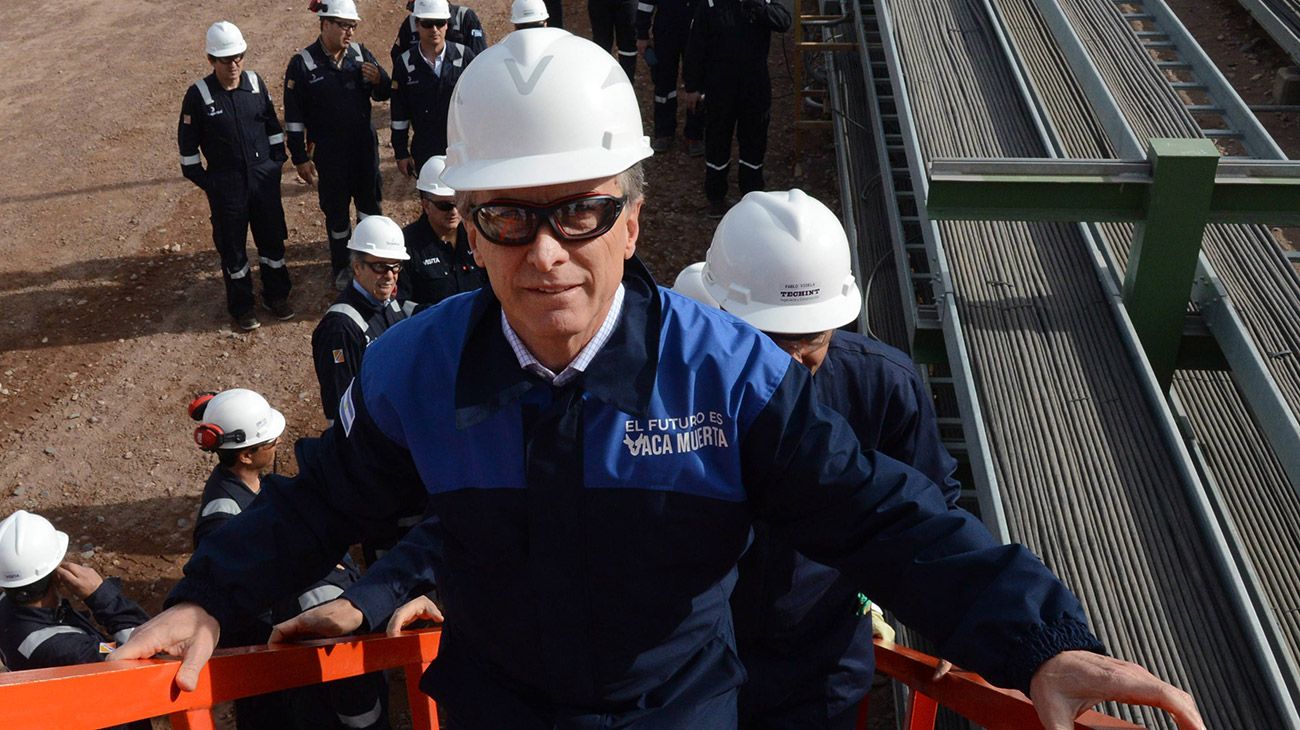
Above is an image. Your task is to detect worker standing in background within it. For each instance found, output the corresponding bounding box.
[178,21,294,332]
[285,0,391,291]
[391,0,477,178]
[399,156,487,308]
[391,0,487,64]
[511,0,551,29]
[589,0,639,79]
[636,0,704,155]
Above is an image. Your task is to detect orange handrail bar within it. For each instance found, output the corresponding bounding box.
[872,639,1144,730]
[0,630,441,730]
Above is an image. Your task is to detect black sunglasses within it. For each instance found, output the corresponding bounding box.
[328,18,359,31]
[418,19,448,28]
[210,54,244,65]
[470,194,627,246]
[424,197,457,212]
[363,261,402,274]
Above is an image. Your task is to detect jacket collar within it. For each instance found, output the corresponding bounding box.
[453,256,660,429]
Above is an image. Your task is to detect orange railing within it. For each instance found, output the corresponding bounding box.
[0,630,1143,730]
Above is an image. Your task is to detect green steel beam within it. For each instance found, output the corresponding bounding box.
[1124,139,1219,389]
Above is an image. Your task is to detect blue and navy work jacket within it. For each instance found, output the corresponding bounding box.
[732,330,963,719]
[283,39,391,166]
[177,70,286,189]
[171,259,1102,720]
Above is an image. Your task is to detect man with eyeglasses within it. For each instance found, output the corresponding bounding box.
[188,389,388,730]
[286,0,392,291]
[311,216,412,425]
[398,156,486,309]
[678,190,961,729]
[391,0,487,67]
[178,21,294,332]
[118,30,1204,730]
[391,0,477,179]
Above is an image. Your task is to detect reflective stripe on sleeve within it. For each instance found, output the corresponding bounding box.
[112,628,136,645]
[618,49,637,56]
[286,122,306,133]
[18,626,87,659]
[267,133,285,145]
[327,303,368,331]
[338,699,383,728]
[297,584,345,611]
[195,79,214,106]
[247,71,260,94]
[638,2,655,11]
[200,497,242,518]
[298,48,317,71]
[181,154,202,166]
[391,120,411,131]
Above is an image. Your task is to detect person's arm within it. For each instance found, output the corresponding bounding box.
[312,317,366,422]
[682,2,708,98]
[177,86,208,189]
[635,0,656,41]
[390,61,412,168]
[462,8,488,55]
[750,0,791,32]
[877,365,962,506]
[81,576,151,642]
[365,46,392,103]
[258,73,288,164]
[342,514,441,630]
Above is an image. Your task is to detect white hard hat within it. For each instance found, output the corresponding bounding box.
[205,21,248,57]
[417,156,456,196]
[0,511,69,589]
[703,189,862,334]
[413,0,452,20]
[511,0,550,25]
[190,388,287,451]
[443,29,653,191]
[348,216,411,260]
[316,0,361,21]
[672,262,719,309]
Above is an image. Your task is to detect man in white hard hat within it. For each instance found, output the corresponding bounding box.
[398,156,487,308]
[117,29,1204,730]
[688,189,961,729]
[0,511,150,691]
[391,0,477,179]
[311,216,412,425]
[179,21,295,332]
[286,0,392,290]
[511,0,550,30]
[187,390,388,730]
[391,0,487,67]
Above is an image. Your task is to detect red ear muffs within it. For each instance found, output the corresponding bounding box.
[309,0,324,12]
[194,423,225,452]
[188,392,217,421]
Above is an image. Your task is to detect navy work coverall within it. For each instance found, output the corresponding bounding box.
[590,0,640,79]
[635,0,703,142]
[732,330,962,729]
[684,0,791,204]
[284,40,391,275]
[178,70,292,318]
[390,42,476,171]
[194,466,388,730]
[397,219,487,308]
[391,1,488,67]
[170,260,1103,728]
[311,282,411,423]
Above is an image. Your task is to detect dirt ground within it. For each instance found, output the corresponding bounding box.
[0,0,1293,723]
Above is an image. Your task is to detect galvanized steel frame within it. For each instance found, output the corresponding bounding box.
[1233,0,1300,68]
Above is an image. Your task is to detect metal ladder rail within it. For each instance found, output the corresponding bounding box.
[1233,0,1300,69]
[860,0,1010,540]
[1016,0,1300,716]
[1114,0,1286,159]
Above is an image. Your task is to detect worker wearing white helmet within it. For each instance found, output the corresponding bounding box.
[391,0,488,69]
[178,21,295,332]
[312,216,413,424]
[120,29,1205,730]
[698,189,961,728]
[511,0,550,29]
[391,0,477,179]
[286,0,393,291]
[397,156,487,308]
[186,389,387,730]
[0,509,150,718]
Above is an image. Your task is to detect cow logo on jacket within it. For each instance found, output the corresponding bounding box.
[622,411,730,456]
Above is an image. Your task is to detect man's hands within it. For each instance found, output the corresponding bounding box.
[396,157,415,178]
[360,61,381,85]
[108,603,221,692]
[682,91,703,113]
[269,597,364,644]
[296,161,317,186]
[1030,651,1204,730]
[636,39,651,56]
[385,596,444,637]
[55,561,103,600]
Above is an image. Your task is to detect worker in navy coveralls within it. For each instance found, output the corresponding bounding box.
[391,0,488,67]
[178,21,294,332]
[390,0,477,178]
[285,0,392,288]
[399,157,488,309]
[635,0,703,154]
[114,30,1205,730]
[681,190,960,729]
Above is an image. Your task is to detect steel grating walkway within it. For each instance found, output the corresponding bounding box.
[875,0,1293,725]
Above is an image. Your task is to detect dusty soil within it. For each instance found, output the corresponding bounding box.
[0,0,1288,723]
